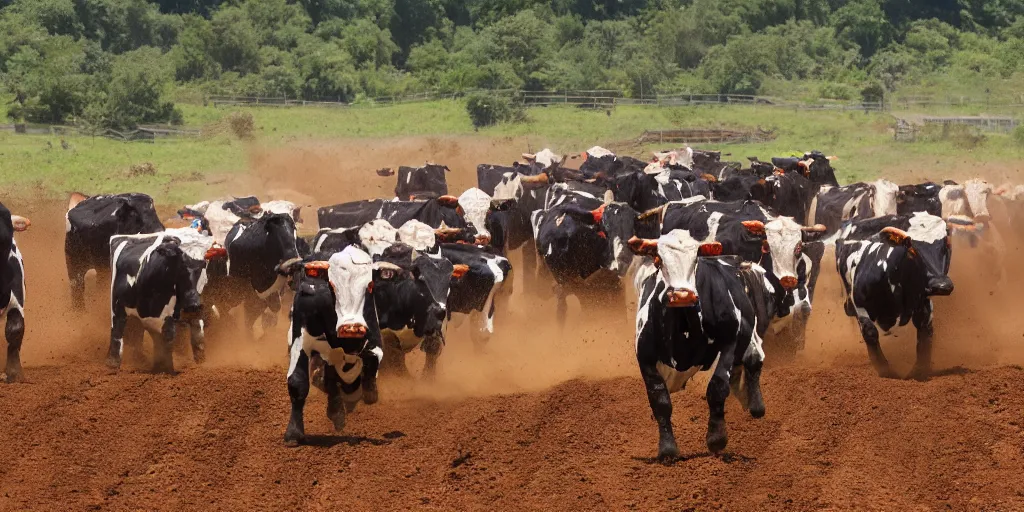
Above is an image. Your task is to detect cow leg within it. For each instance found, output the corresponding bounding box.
[555,290,568,332]
[706,350,736,454]
[122,317,146,367]
[243,297,265,339]
[421,332,444,380]
[638,361,678,460]
[858,317,897,379]
[262,292,281,330]
[67,258,87,311]
[108,305,128,369]
[323,364,346,432]
[4,309,25,383]
[468,311,487,352]
[188,319,206,364]
[361,346,381,405]
[908,300,934,382]
[284,349,309,446]
[151,317,177,374]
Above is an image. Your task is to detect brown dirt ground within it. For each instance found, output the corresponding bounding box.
[1,139,1024,511]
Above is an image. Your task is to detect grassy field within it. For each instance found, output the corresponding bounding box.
[3,100,1023,204]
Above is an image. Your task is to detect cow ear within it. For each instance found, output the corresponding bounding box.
[627,236,658,257]
[698,242,722,257]
[436,195,460,207]
[490,198,516,211]
[880,227,912,246]
[741,220,765,235]
[800,223,827,242]
[303,260,329,278]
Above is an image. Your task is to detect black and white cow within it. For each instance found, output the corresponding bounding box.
[66,193,165,310]
[772,151,840,187]
[810,179,899,236]
[108,228,218,373]
[0,205,29,383]
[629,231,766,459]
[284,247,383,445]
[208,213,302,336]
[835,212,970,380]
[440,243,513,347]
[532,196,637,325]
[394,163,450,200]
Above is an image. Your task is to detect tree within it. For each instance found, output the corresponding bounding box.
[209,5,262,74]
[830,0,892,58]
[96,46,181,128]
[2,36,96,124]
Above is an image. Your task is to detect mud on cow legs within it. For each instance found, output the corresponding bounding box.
[4,309,24,383]
[705,350,735,454]
[908,301,934,382]
[638,362,678,460]
[151,317,177,374]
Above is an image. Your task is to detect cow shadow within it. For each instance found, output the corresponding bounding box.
[632,451,756,466]
[300,434,391,448]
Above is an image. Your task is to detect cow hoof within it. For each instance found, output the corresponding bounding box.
[4,370,23,384]
[877,368,900,380]
[193,350,206,365]
[363,383,379,405]
[749,403,766,419]
[907,367,931,382]
[105,357,121,370]
[283,431,305,447]
[657,438,679,461]
[706,420,728,454]
[330,413,346,432]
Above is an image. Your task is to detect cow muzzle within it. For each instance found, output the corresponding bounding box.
[925,277,954,297]
[666,289,698,308]
[337,324,368,338]
[780,276,798,291]
[474,234,491,245]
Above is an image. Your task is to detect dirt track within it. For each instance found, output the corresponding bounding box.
[2,141,1024,510]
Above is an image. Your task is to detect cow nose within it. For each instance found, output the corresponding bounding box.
[337,324,367,338]
[926,277,954,296]
[779,276,798,291]
[474,234,491,245]
[666,288,698,308]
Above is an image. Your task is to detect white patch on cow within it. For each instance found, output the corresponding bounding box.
[262,200,300,221]
[397,219,437,251]
[870,179,899,216]
[358,219,397,256]
[329,247,373,332]
[406,171,413,184]
[608,236,625,273]
[656,229,702,293]
[530,210,545,241]
[163,227,215,261]
[199,201,243,245]
[480,255,507,334]
[493,172,523,201]
[286,321,303,378]
[123,234,168,287]
[744,317,765,366]
[658,361,702,394]
[705,211,724,242]
[302,329,364,384]
[906,211,946,244]
[632,261,660,350]
[939,184,969,219]
[586,146,614,159]
[370,346,384,363]
[125,295,176,333]
[533,149,561,167]
[458,188,492,238]
[765,217,803,282]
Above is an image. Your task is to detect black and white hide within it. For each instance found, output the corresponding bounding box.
[809,179,899,236]
[108,228,217,373]
[835,212,970,380]
[0,205,29,383]
[179,197,303,245]
[66,193,165,309]
[284,247,383,445]
[629,230,766,459]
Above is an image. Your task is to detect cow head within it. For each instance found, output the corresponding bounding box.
[628,230,721,308]
[154,239,204,319]
[964,179,993,224]
[763,218,825,291]
[885,212,959,296]
[325,246,375,340]
[397,219,439,253]
[458,188,494,246]
[599,203,640,276]
[896,183,942,217]
[257,213,301,276]
[358,219,398,256]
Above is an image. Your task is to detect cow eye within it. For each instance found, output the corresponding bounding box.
[380,269,395,280]
[794,242,803,256]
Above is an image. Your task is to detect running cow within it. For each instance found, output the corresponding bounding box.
[108,228,219,373]
[66,193,164,309]
[629,230,766,459]
[0,205,29,383]
[284,247,384,445]
[835,212,970,380]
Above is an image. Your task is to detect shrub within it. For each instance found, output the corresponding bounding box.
[1012,124,1024,147]
[860,81,886,103]
[819,82,856,100]
[465,92,523,128]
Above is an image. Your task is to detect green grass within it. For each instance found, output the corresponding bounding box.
[6,100,1024,204]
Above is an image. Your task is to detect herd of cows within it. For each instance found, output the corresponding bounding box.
[0,145,1019,460]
